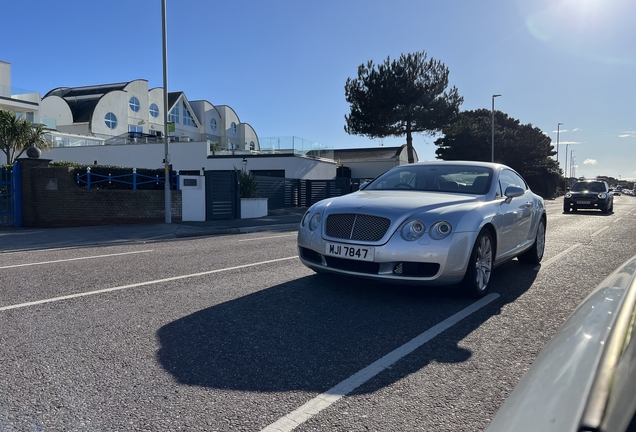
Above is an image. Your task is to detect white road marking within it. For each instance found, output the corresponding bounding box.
[0,256,298,312]
[0,250,154,270]
[238,234,297,242]
[613,217,623,224]
[260,293,500,432]
[534,244,581,271]
[591,226,609,237]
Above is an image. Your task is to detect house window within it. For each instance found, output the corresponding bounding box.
[129,97,140,112]
[129,125,142,133]
[105,112,117,129]
[249,141,255,150]
[210,118,217,131]
[230,122,237,134]
[169,104,179,124]
[183,103,195,127]
[149,103,159,118]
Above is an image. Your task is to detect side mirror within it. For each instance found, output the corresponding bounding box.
[359,181,369,190]
[504,186,525,198]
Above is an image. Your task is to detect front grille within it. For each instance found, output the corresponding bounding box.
[576,197,598,202]
[325,213,391,241]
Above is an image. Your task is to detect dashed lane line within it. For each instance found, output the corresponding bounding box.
[0,250,154,270]
[591,226,609,237]
[260,293,500,432]
[0,256,298,312]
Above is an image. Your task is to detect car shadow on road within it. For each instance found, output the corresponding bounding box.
[155,260,538,394]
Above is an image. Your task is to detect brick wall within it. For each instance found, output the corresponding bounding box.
[18,158,182,227]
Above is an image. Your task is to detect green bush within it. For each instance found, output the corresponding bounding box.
[237,169,259,198]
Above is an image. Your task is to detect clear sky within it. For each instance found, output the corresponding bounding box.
[3,0,634,179]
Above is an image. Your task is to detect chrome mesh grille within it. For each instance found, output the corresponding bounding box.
[325,213,391,241]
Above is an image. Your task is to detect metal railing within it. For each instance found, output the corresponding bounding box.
[76,167,179,190]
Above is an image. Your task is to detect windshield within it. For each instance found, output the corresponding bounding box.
[571,182,607,193]
[364,165,493,194]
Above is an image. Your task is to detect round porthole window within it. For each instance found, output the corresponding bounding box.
[129,97,140,112]
[149,103,159,118]
[105,112,117,129]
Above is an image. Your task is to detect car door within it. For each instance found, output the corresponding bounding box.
[496,169,534,257]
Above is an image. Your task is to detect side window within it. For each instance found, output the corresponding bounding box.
[499,170,527,195]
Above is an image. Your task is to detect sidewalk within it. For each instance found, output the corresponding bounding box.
[0,207,307,253]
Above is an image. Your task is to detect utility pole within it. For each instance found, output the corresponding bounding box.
[491,94,501,163]
[161,0,171,223]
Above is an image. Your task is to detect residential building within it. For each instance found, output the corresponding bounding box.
[39,79,259,152]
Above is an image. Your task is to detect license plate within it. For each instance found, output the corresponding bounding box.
[325,242,375,262]
[577,200,591,204]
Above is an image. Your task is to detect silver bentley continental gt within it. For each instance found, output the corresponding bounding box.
[297,161,546,297]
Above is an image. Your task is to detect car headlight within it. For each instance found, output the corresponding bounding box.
[309,213,322,231]
[429,221,452,240]
[598,193,607,199]
[301,210,311,227]
[401,220,425,241]
[565,192,572,198]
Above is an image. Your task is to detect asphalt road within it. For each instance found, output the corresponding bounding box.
[1,196,636,431]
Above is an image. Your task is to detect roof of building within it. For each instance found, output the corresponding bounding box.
[44,82,129,99]
[44,82,135,124]
[332,144,416,162]
[168,92,182,109]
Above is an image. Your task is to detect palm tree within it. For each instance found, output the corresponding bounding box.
[0,108,50,164]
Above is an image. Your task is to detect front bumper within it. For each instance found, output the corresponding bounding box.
[564,198,609,210]
[297,228,475,286]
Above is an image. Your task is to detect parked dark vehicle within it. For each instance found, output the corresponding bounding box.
[564,180,614,213]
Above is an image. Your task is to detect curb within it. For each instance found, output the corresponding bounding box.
[174,223,299,239]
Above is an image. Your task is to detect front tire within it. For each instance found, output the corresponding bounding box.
[461,230,494,298]
[518,218,546,264]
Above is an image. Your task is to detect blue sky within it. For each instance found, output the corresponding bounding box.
[3,0,634,179]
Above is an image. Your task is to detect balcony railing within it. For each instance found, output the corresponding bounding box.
[0,84,40,104]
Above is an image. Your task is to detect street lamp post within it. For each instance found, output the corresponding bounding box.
[161,0,171,224]
[491,94,501,163]
[564,141,569,191]
[556,122,563,164]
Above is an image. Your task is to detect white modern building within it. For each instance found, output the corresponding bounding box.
[332,145,418,178]
[40,79,259,151]
[35,79,343,179]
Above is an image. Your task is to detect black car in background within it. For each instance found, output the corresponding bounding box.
[564,180,614,213]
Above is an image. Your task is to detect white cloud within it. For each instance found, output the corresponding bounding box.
[619,131,636,138]
[584,159,597,165]
[572,128,581,132]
